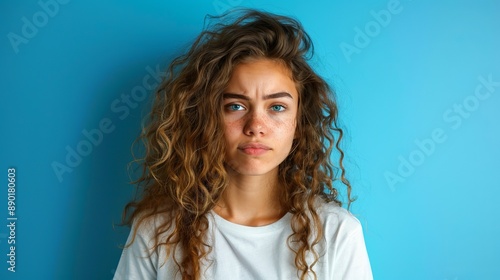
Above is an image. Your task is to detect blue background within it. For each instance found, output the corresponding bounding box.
[1,0,499,279]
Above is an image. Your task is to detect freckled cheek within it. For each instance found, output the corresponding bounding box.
[273,118,297,133]
[223,121,242,144]
[289,118,297,130]
[225,119,244,131]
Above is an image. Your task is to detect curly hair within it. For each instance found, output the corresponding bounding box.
[122,9,354,280]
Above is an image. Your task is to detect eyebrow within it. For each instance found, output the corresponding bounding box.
[222,92,293,100]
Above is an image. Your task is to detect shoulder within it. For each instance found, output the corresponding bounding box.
[313,197,363,240]
[312,198,373,279]
[131,211,173,242]
[114,212,180,280]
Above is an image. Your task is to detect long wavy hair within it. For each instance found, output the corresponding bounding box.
[122,9,353,280]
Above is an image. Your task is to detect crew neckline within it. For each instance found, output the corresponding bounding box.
[210,210,292,234]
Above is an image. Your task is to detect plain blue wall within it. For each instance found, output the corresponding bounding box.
[1,0,499,279]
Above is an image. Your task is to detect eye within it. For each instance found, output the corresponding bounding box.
[270,105,286,112]
[225,104,245,111]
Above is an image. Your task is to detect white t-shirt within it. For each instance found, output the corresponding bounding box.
[114,200,373,280]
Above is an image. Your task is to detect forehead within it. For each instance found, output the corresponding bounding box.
[231,58,293,79]
[226,58,299,98]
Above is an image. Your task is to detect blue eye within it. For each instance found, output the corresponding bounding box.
[227,104,245,111]
[270,105,286,112]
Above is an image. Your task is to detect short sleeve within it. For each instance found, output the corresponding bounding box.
[332,221,373,280]
[113,221,158,280]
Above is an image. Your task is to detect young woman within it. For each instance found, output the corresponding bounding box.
[114,9,372,280]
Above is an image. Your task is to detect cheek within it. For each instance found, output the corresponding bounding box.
[284,118,298,141]
[282,119,296,130]
[223,121,241,142]
[273,118,297,138]
[284,116,297,129]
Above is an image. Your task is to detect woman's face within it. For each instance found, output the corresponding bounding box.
[222,58,299,178]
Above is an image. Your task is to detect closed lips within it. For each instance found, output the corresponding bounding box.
[238,143,271,150]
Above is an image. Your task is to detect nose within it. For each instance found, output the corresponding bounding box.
[243,111,267,136]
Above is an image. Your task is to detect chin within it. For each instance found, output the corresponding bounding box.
[225,163,277,177]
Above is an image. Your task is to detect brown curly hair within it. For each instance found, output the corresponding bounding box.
[122,9,354,280]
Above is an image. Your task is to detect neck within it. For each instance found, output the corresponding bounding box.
[214,168,286,226]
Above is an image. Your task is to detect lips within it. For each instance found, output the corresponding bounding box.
[238,143,271,156]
